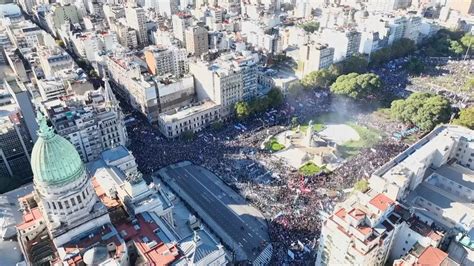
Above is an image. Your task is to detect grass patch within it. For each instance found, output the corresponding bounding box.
[295,123,325,133]
[265,137,285,152]
[299,162,323,176]
[339,123,381,158]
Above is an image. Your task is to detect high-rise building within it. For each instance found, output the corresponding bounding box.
[448,0,474,15]
[298,42,334,77]
[190,52,259,115]
[37,47,75,79]
[144,45,189,77]
[185,25,209,57]
[0,91,33,185]
[366,0,411,12]
[172,13,193,45]
[125,6,148,47]
[321,28,361,62]
[42,78,128,162]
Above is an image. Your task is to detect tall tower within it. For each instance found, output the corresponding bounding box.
[125,6,149,47]
[31,112,110,245]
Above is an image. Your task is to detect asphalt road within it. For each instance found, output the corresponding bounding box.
[161,163,269,261]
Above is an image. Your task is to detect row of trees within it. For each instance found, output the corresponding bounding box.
[234,88,284,119]
[370,38,416,66]
[423,30,473,57]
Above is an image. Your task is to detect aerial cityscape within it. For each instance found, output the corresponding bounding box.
[0,0,472,265]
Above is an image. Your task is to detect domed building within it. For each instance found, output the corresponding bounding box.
[29,111,110,246]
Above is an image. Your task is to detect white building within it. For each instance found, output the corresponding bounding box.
[125,6,148,46]
[172,13,193,45]
[317,125,474,266]
[42,78,128,162]
[366,0,412,12]
[144,45,189,77]
[158,100,221,138]
[38,47,75,79]
[190,52,259,115]
[321,28,361,62]
[298,42,334,77]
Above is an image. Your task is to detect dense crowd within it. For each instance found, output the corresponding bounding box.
[116,57,441,263]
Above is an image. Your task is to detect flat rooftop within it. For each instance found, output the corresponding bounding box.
[101,145,130,163]
[159,162,270,262]
[159,100,219,122]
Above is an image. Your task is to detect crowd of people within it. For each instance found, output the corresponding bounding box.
[116,60,429,263]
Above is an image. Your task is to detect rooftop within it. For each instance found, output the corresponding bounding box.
[159,100,219,122]
[101,145,131,163]
[369,193,394,212]
[116,212,179,265]
[417,246,448,266]
[57,223,126,265]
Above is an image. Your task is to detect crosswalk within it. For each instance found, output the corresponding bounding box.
[253,244,273,265]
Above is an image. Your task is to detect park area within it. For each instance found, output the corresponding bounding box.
[268,113,382,171]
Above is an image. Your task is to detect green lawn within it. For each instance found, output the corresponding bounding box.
[295,123,325,133]
[299,162,323,176]
[339,123,381,158]
[265,137,285,152]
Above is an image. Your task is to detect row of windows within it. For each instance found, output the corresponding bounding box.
[46,187,90,211]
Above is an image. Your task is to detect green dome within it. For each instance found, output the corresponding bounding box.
[31,112,85,186]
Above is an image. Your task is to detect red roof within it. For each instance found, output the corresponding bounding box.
[335,208,346,220]
[417,246,448,266]
[369,193,394,212]
[348,208,366,220]
[17,208,43,230]
[116,213,178,265]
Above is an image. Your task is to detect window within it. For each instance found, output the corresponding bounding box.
[58,202,63,209]
[71,198,76,206]
[77,195,82,203]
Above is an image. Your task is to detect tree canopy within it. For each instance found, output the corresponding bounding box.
[301,68,337,89]
[330,73,382,100]
[288,81,305,97]
[235,101,250,119]
[339,54,369,74]
[405,58,425,75]
[370,38,416,66]
[299,21,320,33]
[354,179,369,192]
[423,30,471,57]
[390,92,452,131]
[235,88,284,119]
[452,107,474,129]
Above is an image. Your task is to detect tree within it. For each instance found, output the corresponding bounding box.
[234,101,250,119]
[460,33,473,54]
[370,38,416,66]
[291,116,299,127]
[405,58,425,75]
[330,73,382,100]
[390,92,452,131]
[267,87,284,107]
[301,69,337,89]
[299,21,320,33]
[181,130,195,141]
[249,97,269,113]
[288,81,304,97]
[452,107,474,129]
[354,179,369,192]
[340,54,368,74]
[449,40,465,55]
